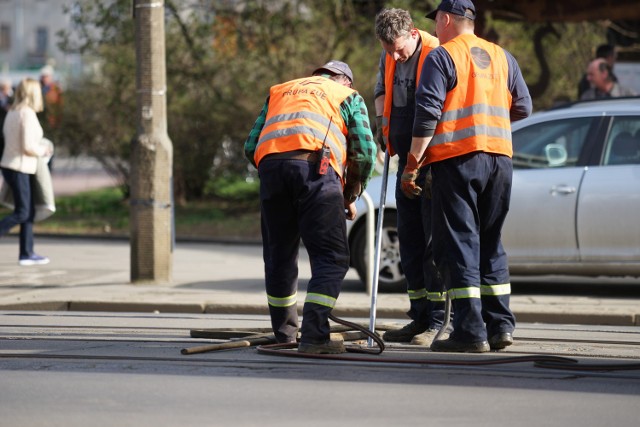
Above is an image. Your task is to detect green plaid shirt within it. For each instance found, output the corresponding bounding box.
[244,90,376,190]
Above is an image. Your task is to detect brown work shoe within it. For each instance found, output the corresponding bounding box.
[382,321,428,342]
[410,328,448,346]
[298,340,346,354]
[430,337,490,353]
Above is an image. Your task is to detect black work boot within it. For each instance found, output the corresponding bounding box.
[488,332,513,350]
[382,321,428,342]
[430,337,490,353]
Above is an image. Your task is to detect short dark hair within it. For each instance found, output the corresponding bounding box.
[597,61,616,83]
[595,44,615,59]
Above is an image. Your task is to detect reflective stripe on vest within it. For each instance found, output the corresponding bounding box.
[382,31,439,155]
[254,76,352,179]
[267,292,297,308]
[448,286,481,300]
[258,111,346,169]
[305,292,337,308]
[427,34,512,164]
[480,283,511,296]
[431,104,512,145]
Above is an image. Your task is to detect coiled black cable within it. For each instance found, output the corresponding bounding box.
[256,311,640,372]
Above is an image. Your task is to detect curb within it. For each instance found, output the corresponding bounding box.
[0,301,638,326]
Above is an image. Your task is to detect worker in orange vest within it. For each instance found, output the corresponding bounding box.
[245,61,376,354]
[373,8,448,347]
[406,0,532,352]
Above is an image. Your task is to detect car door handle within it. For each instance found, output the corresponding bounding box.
[550,185,577,195]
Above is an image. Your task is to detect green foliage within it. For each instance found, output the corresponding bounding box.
[51,0,612,205]
[54,0,386,203]
[489,18,607,110]
[2,185,262,240]
[29,187,130,234]
[55,187,127,216]
[203,175,259,201]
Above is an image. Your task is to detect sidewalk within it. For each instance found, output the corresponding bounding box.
[1,236,639,326]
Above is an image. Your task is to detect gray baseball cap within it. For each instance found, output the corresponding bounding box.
[313,60,354,84]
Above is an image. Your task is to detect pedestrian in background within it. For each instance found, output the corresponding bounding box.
[39,65,63,172]
[373,8,448,347]
[577,44,617,100]
[244,60,376,354]
[406,0,532,352]
[0,78,13,156]
[580,57,637,100]
[39,65,63,130]
[0,78,53,266]
[0,78,12,111]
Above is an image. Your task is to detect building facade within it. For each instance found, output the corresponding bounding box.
[0,0,81,84]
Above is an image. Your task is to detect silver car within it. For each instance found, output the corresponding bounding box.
[347,97,640,291]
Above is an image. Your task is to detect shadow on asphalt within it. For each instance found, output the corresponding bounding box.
[512,275,640,297]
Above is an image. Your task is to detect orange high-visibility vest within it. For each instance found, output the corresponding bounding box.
[382,30,439,155]
[426,34,513,164]
[255,76,353,181]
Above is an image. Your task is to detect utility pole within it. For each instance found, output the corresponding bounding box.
[131,0,173,283]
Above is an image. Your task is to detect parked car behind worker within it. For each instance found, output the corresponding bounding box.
[347,97,640,291]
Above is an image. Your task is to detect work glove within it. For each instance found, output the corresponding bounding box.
[374,116,385,152]
[401,153,423,199]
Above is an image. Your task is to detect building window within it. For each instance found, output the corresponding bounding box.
[0,24,10,51]
[36,27,48,54]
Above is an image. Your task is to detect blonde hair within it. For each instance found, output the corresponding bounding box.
[12,78,43,112]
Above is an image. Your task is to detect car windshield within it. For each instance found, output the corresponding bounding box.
[512,117,593,169]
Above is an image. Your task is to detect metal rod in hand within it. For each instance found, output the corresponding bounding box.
[368,151,390,348]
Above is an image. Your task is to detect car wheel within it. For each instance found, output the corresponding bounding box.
[351,212,405,293]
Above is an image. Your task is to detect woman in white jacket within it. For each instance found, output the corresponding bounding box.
[0,78,53,265]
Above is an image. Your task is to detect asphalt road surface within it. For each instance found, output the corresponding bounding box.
[1,311,639,427]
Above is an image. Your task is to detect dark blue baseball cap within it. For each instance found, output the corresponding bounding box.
[425,0,476,20]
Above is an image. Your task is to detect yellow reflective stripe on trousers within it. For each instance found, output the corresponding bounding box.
[408,289,427,300]
[427,291,447,302]
[448,287,481,300]
[305,292,337,308]
[267,292,297,308]
[480,283,511,296]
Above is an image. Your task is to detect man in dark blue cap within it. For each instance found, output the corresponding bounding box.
[404,0,532,352]
[425,0,476,20]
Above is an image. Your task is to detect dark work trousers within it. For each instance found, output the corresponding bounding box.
[390,109,446,330]
[0,167,36,258]
[394,163,446,329]
[258,158,350,344]
[431,152,516,342]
